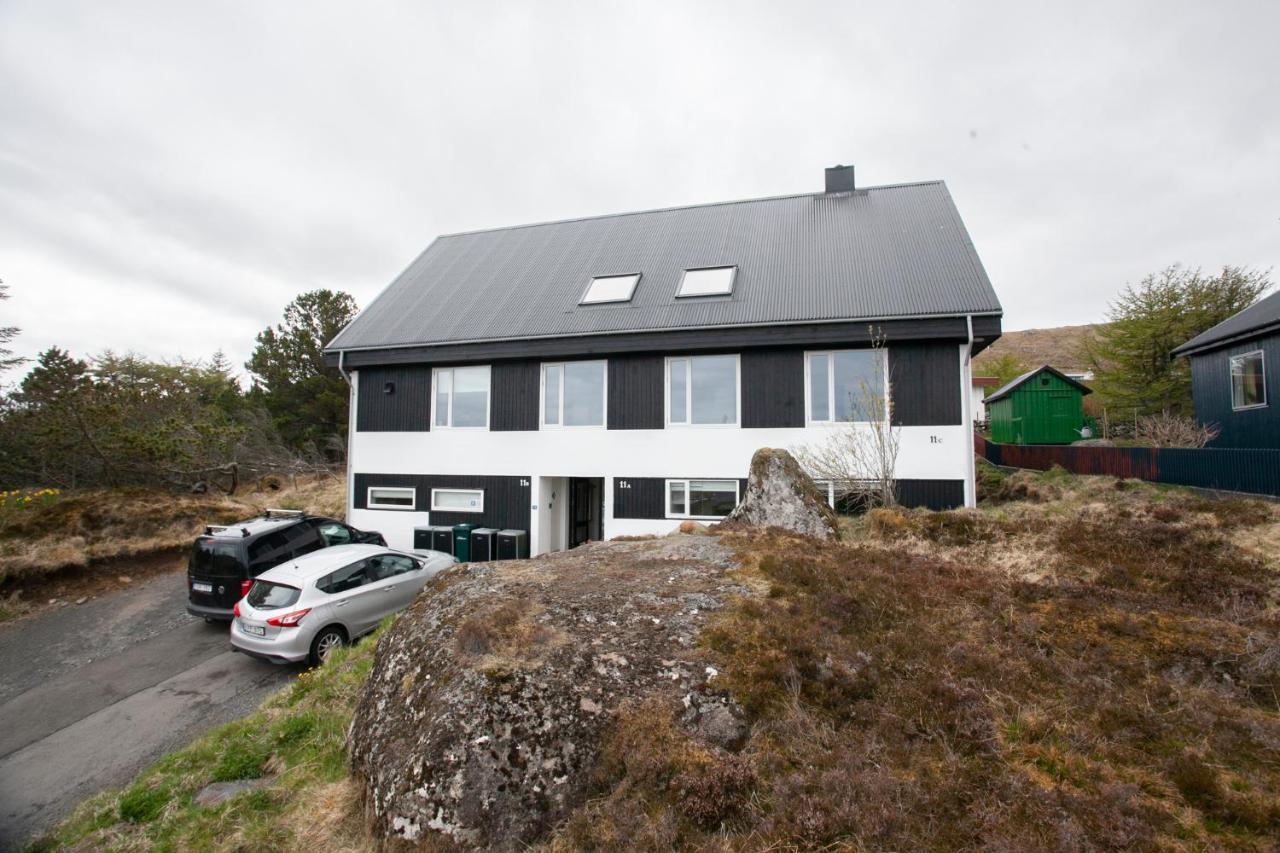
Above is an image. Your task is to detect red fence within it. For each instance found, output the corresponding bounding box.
[975,435,1280,498]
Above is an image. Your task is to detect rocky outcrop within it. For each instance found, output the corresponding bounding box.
[722,447,840,539]
[348,536,750,850]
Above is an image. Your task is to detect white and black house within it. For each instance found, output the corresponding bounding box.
[324,166,1003,556]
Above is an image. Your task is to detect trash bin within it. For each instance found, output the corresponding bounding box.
[470,527,499,562]
[497,529,529,560]
[452,523,478,562]
[413,525,454,555]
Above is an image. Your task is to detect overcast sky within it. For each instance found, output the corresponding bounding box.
[2,0,1277,380]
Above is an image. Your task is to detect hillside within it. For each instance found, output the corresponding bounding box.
[40,467,1280,851]
[974,323,1104,376]
[0,476,346,621]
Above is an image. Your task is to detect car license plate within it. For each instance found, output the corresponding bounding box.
[241,622,265,637]
[192,582,213,593]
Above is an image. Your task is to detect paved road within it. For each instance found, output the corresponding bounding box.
[0,567,298,848]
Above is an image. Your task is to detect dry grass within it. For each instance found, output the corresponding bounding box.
[0,475,347,586]
[557,469,1280,850]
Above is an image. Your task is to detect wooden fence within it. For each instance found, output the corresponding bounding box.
[975,435,1280,499]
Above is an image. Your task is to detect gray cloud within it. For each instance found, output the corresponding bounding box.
[1,0,1277,379]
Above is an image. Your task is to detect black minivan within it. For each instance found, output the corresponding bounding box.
[186,511,386,620]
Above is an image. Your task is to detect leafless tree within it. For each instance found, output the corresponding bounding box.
[792,335,899,509]
[1135,411,1220,448]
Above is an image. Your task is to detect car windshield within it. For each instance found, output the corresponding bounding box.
[246,580,301,610]
[190,539,244,577]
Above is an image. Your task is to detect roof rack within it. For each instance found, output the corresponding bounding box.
[204,525,228,535]
[264,508,306,519]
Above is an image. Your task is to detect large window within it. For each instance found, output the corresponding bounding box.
[433,366,490,428]
[1230,351,1267,410]
[667,355,739,426]
[368,487,416,510]
[667,479,739,518]
[807,350,886,423]
[543,361,606,427]
[581,274,640,304]
[430,488,484,513]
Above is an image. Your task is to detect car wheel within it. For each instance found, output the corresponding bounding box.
[309,627,347,666]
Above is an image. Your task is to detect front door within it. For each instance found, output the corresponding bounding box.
[568,478,601,548]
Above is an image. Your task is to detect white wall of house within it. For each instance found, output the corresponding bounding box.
[347,344,978,555]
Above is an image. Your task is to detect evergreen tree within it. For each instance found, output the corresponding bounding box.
[1085,265,1270,414]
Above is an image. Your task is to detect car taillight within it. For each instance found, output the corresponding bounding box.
[233,600,241,618]
[267,608,311,628]
[240,579,252,598]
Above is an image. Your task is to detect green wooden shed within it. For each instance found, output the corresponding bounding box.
[986,366,1092,444]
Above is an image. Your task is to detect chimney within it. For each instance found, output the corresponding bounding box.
[824,164,855,194]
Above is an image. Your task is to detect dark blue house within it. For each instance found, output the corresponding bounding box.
[1172,291,1279,448]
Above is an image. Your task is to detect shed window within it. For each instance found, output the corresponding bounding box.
[582,274,640,304]
[666,479,739,519]
[1230,351,1266,410]
[807,350,886,423]
[542,361,606,427]
[430,488,484,513]
[667,355,739,426]
[368,487,416,510]
[433,366,490,428]
[676,266,736,297]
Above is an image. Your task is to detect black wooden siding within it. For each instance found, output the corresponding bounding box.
[888,342,961,426]
[614,475,964,517]
[1190,332,1280,449]
[741,349,805,428]
[895,479,965,511]
[353,473,531,532]
[608,355,665,430]
[491,361,540,431]
[356,366,432,432]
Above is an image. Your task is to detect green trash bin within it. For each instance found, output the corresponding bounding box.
[452,523,478,562]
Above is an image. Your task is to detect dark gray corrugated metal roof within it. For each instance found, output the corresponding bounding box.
[1172,290,1280,356]
[985,365,1093,404]
[328,180,1002,352]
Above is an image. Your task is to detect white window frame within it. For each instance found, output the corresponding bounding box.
[430,488,485,513]
[367,486,416,511]
[665,478,740,520]
[665,354,741,428]
[581,273,641,305]
[803,349,890,426]
[1229,350,1268,411]
[540,360,608,429]
[431,366,491,430]
[676,266,737,298]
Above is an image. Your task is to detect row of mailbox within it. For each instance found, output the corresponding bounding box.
[413,524,530,562]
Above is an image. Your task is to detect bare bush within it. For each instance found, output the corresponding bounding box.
[1134,411,1219,448]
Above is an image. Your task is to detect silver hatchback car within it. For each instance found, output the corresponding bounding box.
[229,543,455,665]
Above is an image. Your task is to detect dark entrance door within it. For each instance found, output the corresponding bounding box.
[568,478,603,548]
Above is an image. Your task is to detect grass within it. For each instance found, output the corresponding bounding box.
[31,620,387,852]
[0,475,346,594]
[559,468,1280,850]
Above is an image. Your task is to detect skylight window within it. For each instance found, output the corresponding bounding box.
[581,274,640,304]
[676,266,736,298]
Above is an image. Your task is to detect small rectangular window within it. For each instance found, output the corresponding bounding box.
[431,488,484,513]
[433,366,490,428]
[368,487,416,510]
[666,479,739,518]
[676,266,736,297]
[542,361,606,427]
[1230,351,1267,410]
[667,355,738,426]
[807,350,885,423]
[582,274,641,304]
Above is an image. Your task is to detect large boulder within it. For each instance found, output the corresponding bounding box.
[722,447,840,539]
[348,536,750,850]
